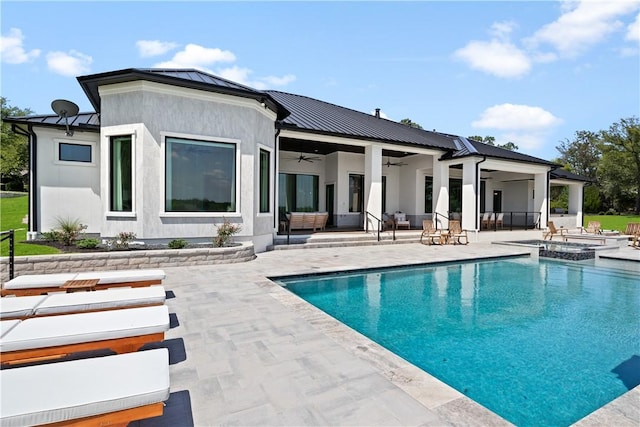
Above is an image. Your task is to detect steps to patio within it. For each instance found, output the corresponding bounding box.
[271,230,423,250]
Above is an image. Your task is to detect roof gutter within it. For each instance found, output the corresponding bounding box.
[11,124,38,234]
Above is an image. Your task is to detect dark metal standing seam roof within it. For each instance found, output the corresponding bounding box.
[4,112,100,131]
[265,90,459,151]
[441,136,556,166]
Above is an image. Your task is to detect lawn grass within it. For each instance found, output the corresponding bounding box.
[0,194,60,257]
[583,214,640,233]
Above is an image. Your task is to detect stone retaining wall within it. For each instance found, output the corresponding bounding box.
[0,244,255,283]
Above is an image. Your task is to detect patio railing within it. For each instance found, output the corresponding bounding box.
[1,229,15,280]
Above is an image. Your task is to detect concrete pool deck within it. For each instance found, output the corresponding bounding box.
[159,241,639,426]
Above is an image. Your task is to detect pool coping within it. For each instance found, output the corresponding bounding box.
[265,253,640,426]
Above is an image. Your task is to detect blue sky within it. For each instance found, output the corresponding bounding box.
[2,1,638,161]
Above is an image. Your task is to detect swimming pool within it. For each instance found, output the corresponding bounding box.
[275,257,640,426]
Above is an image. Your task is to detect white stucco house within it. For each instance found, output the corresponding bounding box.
[6,68,589,252]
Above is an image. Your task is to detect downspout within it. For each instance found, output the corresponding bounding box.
[475,156,487,230]
[546,170,551,230]
[11,124,37,235]
[273,127,281,231]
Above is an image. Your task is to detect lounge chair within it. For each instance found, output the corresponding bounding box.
[1,286,166,320]
[394,212,410,229]
[543,221,567,240]
[480,212,490,230]
[495,212,504,229]
[448,220,468,245]
[580,221,602,235]
[0,305,169,366]
[624,222,640,248]
[420,220,442,245]
[1,268,166,296]
[0,348,170,427]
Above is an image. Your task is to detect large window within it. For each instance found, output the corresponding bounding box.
[110,136,132,212]
[165,137,236,212]
[259,149,270,213]
[59,143,91,163]
[278,173,318,212]
[349,174,364,213]
[424,176,433,213]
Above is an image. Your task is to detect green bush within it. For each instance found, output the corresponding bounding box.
[76,238,100,249]
[53,217,87,246]
[168,239,188,249]
[605,208,617,216]
[41,230,61,242]
[214,218,241,247]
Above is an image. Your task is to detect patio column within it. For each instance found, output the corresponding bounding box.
[461,159,477,230]
[534,172,548,228]
[432,158,449,229]
[568,183,584,228]
[364,145,383,230]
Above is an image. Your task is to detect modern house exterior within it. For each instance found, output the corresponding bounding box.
[7,68,588,252]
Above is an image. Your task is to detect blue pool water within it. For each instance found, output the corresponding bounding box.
[276,257,640,426]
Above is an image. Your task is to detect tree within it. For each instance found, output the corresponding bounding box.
[400,118,423,129]
[599,117,640,213]
[556,131,601,180]
[467,135,518,151]
[1,97,32,191]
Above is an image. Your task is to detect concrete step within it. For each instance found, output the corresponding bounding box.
[270,234,423,250]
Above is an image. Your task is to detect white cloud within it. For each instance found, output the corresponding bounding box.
[46,50,92,76]
[526,0,640,57]
[136,40,179,57]
[154,44,235,69]
[472,104,562,150]
[454,40,531,78]
[626,13,640,41]
[490,21,517,40]
[217,66,296,90]
[0,28,40,64]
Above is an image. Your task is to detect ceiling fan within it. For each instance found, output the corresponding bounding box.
[383,157,407,167]
[287,153,322,163]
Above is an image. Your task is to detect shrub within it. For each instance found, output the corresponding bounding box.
[41,230,61,242]
[113,231,136,249]
[76,238,100,249]
[214,218,241,247]
[605,208,617,216]
[168,239,188,249]
[53,217,87,246]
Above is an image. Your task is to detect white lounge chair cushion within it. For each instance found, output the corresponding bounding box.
[1,320,21,338]
[0,296,47,319]
[0,348,170,427]
[0,305,169,352]
[76,269,166,284]
[34,285,166,315]
[3,273,78,290]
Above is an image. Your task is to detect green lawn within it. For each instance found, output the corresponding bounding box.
[583,214,640,233]
[0,194,60,256]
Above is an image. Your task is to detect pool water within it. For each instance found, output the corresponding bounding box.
[277,257,640,426]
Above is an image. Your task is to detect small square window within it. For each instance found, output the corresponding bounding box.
[59,143,92,162]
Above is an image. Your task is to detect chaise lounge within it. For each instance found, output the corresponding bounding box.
[0,305,169,365]
[0,286,167,320]
[1,269,166,296]
[0,348,170,427]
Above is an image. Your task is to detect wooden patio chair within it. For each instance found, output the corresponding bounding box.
[625,222,640,248]
[480,212,490,229]
[495,212,504,229]
[448,220,468,245]
[543,221,567,240]
[420,220,442,245]
[581,221,602,235]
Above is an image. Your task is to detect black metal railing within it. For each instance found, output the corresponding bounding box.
[365,211,388,241]
[433,212,449,230]
[479,211,542,231]
[1,229,15,280]
[281,213,291,245]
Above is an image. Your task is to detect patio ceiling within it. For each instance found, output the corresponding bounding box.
[279,137,409,158]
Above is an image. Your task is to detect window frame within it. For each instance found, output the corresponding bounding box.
[349,174,364,213]
[278,173,319,213]
[54,139,96,167]
[160,132,241,217]
[258,146,272,214]
[109,135,134,214]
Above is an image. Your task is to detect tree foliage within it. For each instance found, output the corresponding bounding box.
[400,118,423,129]
[468,135,518,151]
[556,131,600,180]
[1,97,32,190]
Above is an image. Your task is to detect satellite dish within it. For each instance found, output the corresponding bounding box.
[51,99,79,136]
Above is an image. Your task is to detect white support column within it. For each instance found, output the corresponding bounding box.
[364,145,383,230]
[432,158,449,229]
[534,172,548,228]
[568,184,584,228]
[461,159,478,231]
